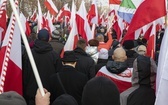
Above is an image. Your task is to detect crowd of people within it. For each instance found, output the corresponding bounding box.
[0,20,164,105]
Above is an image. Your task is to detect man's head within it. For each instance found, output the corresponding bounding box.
[62,51,78,67]
[0,91,27,105]
[38,28,50,42]
[96,34,104,42]
[112,47,127,62]
[77,39,87,50]
[137,45,147,56]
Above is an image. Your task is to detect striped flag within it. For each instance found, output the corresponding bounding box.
[44,0,58,16]
[118,0,143,23]
[0,0,22,95]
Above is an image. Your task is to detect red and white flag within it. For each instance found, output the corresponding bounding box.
[76,0,92,41]
[44,0,58,16]
[56,3,71,22]
[0,0,22,95]
[123,0,166,41]
[60,0,78,58]
[0,0,7,46]
[37,0,43,31]
[87,0,98,25]
[46,11,55,33]
[30,9,37,22]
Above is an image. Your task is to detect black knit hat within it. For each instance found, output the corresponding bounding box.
[52,94,78,105]
[82,77,120,105]
[38,28,50,42]
[123,40,134,49]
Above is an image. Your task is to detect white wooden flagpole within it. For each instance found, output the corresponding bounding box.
[9,0,45,96]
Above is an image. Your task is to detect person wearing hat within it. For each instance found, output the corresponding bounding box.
[23,28,63,105]
[49,51,88,105]
[0,91,27,105]
[49,29,64,55]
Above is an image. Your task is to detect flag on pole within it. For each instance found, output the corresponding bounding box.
[44,0,58,16]
[123,0,166,41]
[0,0,7,46]
[87,0,98,24]
[0,0,22,95]
[118,0,143,23]
[60,0,78,58]
[109,0,121,5]
[155,26,168,105]
[30,9,37,22]
[76,0,93,41]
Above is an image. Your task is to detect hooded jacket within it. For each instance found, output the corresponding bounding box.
[23,39,63,105]
[96,60,132,93]
[120,55,157,105]
[82,77,120,105]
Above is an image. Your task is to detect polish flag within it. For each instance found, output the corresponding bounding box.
[146,22,156,59]
[46,11,55,33]
[56,3,71,22]
[30,9,37,22]
[76,0,92,41]
[0,0,22,95]
[20,13,31,37]
[60,0,78,58]
[37,0,43,31]
[109,0,121,5]
[87,0,98,24]
[44,0,58,16]
[123,0,166,41]
[0,0,7,46]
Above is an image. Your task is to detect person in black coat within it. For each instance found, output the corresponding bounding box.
[23,29,63,105]
[74,39,95,79]
[49,51,88,105]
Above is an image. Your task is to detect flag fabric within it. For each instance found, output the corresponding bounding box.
[44,0,58,16]
[46,11,55,33]
[76,0,92,41]
[0,0,22,95]
[109,0,121,5]
[123,0,166,41]
[87,0,98,24]
[0,0,7,46]
[60,0,78,58]
[155,26,168,105]
[146,22,156,59]
[118,0,143,23]
[56,3,71,22]
[30,9,37,22]
[37,0,43,31]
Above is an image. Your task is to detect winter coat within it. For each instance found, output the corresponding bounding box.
[49,65,88,105]
[23,39,63,105]
[74,47,95,79]
[49,39,64,55]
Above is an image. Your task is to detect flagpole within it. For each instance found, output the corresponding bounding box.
[9,0,45,96]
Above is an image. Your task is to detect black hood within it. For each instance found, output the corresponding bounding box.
[33,39,53,54]
[52,94,78,105]
[106,61,128,74]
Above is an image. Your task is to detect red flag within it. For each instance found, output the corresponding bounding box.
[87,0,98,24]
[56,3,71,22]
[113,21,122,41]
[60,0,78,58]
[109,0,121,5]
[0,0,22,95]
[123,0,166,41]
[76,1,92,41]
[146,23,156,59]
[0,0,7,44]
[44,0,58,16]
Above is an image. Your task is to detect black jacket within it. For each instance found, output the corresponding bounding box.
[74,47,95,79]
[49,65,88,105]
[23,39,63,105]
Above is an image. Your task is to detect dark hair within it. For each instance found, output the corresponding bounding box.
[77,39,87,50]
[88,39,99,46]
